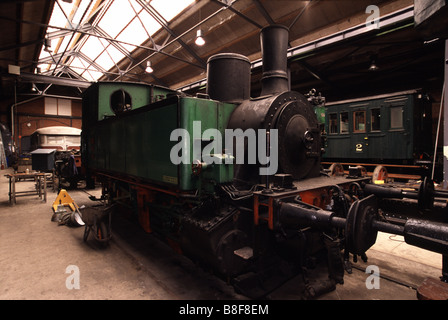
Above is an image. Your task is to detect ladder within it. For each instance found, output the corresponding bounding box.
[0,133,7,169]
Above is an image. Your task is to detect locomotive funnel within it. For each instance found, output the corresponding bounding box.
[260,25,290,96]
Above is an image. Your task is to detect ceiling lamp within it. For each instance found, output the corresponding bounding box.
[146,61,153,73]
[195,29,205,46]
[44,38,52,53]
[369,55,379,72]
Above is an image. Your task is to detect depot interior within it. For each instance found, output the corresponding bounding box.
[1,0,448,301]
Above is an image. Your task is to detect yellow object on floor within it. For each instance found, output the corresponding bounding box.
[52,189,79,212]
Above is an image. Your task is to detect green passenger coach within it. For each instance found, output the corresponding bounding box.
[323,90,433,164]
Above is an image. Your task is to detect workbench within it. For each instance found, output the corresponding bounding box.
[5,172,50,205]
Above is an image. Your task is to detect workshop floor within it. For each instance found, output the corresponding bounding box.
[0,167,444,301]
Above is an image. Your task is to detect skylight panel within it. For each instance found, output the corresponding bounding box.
[138,10,161,36]
[103,45,125,66]
[59,34,73,54]
[82,69,104,82]
[95,49,116,72]
[69,56,89,75]
[97,1,136,38]
[48,1,71,30]
[72,0,91,27]
[81,36,107,62]
[116,18,149,52]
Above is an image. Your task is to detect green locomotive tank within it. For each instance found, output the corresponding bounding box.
[82,82,235,191]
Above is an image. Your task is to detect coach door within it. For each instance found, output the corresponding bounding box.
[351,104,368,159]
[383,96,411,160]
[365,103,385,160]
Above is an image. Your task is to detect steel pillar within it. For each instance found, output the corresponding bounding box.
[443,39,448,188]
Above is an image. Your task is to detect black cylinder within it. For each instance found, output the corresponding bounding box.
[279,202,334,230]
[206,53,251,103]
[363,184,406,199]
[260,24,290,96]
[404,218,448,254]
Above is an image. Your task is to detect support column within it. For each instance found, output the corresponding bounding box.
[444,40,448,282]
[443,39,448,188]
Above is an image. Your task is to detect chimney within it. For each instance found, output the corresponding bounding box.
[260,25,290,96]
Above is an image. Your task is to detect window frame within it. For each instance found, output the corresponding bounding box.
[390,105,404,130]
[340,111,349,134]
[353,110,366,133]
[328,112,338,134]
[370,108,381,132]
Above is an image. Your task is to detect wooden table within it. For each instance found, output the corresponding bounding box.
[5,172,49,205]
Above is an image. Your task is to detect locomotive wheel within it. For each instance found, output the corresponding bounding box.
[345,195,379,255]
[372,165,388,183]
[329,163,344,176]
[418,176,434,212]
[348,182,363,199]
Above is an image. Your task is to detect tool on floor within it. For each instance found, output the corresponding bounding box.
[53,189,79,212]
[52,189,84,226]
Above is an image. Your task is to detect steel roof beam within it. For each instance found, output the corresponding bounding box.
[252,0,275,25]
[136,0,206,69]
[210,0,262,29]
[2,71,91,88]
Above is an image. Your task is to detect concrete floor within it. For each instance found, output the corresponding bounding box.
[0,167,445,301]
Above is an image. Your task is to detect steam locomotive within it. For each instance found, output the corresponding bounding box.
[82,25,448,298]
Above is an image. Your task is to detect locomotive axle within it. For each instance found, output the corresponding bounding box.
[363,177,448,212]
[278,194,448,257]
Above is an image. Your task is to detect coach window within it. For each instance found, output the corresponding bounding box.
[371,108,381,131]
[353,111,366,133]
[340,112,349,134]
[329,113,338,134]
[390,106,403,129]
